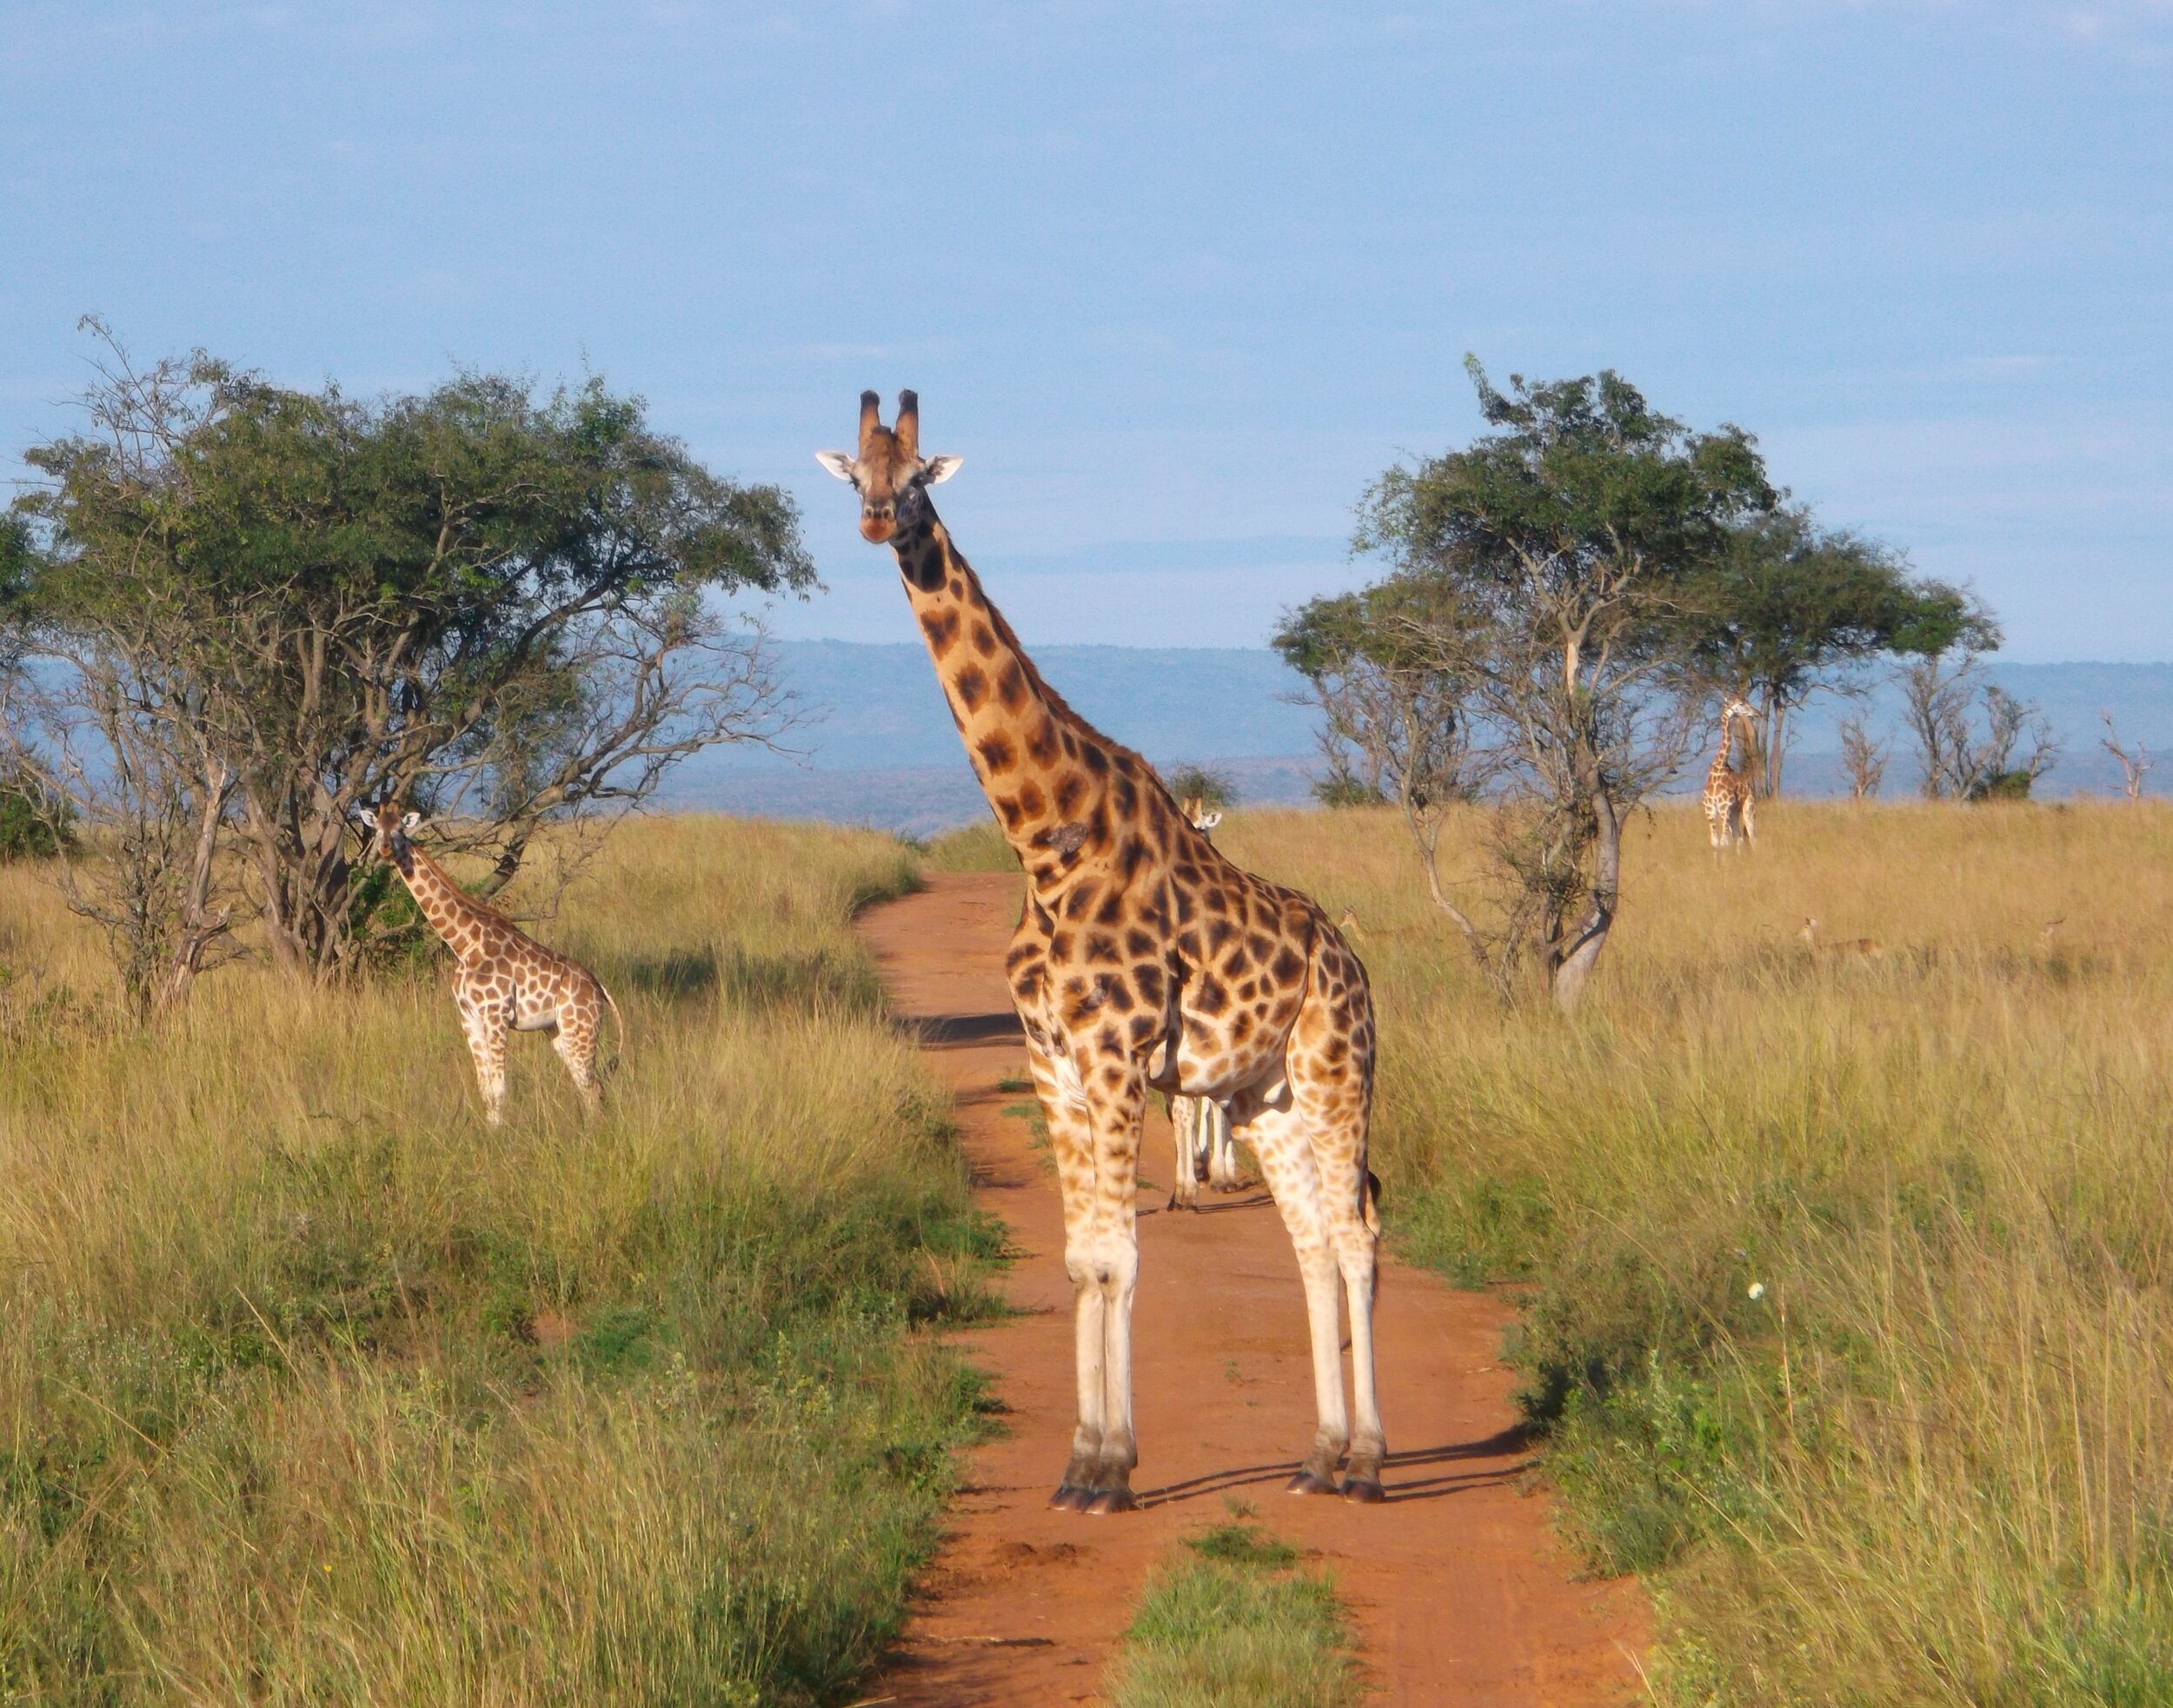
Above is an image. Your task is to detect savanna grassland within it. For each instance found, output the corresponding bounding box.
[0,816,1000,1706]
[1209,799,2173,1707]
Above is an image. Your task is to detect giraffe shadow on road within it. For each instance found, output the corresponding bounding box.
[1137,1425,1534,1509]
[903,1010,1026,1048]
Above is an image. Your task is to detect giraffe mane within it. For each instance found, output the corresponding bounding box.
[404,839,524,930]
[940,527,1179,813]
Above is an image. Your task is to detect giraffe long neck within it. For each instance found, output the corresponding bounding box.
[1714,714,1744,778]
[390,842,508,966]
[889,510,1139,885]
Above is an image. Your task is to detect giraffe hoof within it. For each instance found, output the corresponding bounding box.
[1342,1476,1386,1505]
[1286,1471,1341,1497]
[1047,1485,1093,1512]
[1084,1487,1138,1516]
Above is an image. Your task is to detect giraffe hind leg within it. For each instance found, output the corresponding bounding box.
[1239,1101,1355,1494]
[1206,1099,1240,1189]
[552,1017,604,1113]
[1168,1094,1200,1211]
[552,1012,601,1113]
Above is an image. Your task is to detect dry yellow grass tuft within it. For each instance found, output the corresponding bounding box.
[1219,799,2173,1706]
[0,815,996,1705]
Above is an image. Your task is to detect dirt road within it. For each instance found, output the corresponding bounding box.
[861,873,1646,1706]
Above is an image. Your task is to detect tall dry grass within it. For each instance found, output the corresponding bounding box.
[0,815,996,1705]
[1218,800,2173,1706]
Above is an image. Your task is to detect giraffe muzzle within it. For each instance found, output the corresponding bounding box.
[860,508,897,544]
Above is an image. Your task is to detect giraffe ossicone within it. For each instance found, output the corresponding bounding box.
[820,392,1386,1512]
[356,806,624,1126]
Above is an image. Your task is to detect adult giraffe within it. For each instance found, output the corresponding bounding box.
[1703,696,1760,852]
[819,392,1384,1512]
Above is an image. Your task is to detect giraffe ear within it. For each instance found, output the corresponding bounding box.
[356,807,379,831]
[1199,810,1223,831]
[814,451,857,482]
[921,455,963,485]
[400,812,422,833]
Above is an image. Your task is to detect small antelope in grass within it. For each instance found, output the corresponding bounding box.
[1799,917,1884,961]
[357,807,624,1125]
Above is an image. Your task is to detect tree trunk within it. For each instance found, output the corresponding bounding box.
[153,760,234,1016]
[1550,779,1619,1013]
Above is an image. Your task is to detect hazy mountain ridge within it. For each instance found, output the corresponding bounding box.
[664,644,2173,832]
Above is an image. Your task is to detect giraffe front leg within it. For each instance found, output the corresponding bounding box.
[458,987,510,1127]
[1028,1044,1108,1511]
[1080,1057,1147,1514]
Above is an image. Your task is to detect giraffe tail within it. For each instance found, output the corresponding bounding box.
[600,980,627,1076]
[1363,1168,1381,1238]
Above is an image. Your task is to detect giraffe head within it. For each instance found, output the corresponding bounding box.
[356,804,423,873]
[1180,794,1224,835]
[815,390,963,545]
[1722,695,1759,726]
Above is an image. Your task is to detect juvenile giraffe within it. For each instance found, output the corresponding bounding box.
[356,807,623,1126]
[821,393,1384,1511]
[1703,696,1760,852]
[1168,794,1239,1210]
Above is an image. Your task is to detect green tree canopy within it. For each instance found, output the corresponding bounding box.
[1682,507,1998,791]
[10,339,814,978]
[1334,360,1777,1007]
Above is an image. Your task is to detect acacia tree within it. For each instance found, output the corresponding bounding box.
[2101,712,2152,801]
[1898,649,2059,801]
[1837,714,1890,800]
[1683,508,1989,794]
[10,332,814,982]
[1339,360,1774,1010]
[1275,570,1494,958]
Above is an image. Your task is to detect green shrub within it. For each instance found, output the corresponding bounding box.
[0,770,73,861]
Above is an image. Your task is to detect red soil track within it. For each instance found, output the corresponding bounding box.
[860,873,1646,1706]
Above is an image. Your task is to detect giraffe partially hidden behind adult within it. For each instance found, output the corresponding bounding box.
[1703,696,1761,853]
[1167,794,1239,1211]
[820,392,1384,1512]
[356,807,623,1126]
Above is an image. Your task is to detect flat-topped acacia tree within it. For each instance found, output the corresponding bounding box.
[8,331,813,982]
[1299,358,1777,1010]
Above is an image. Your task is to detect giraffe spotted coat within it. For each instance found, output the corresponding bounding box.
[358,808,622,1126]
[820,392,1384,1512]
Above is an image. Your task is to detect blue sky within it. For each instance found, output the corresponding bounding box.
[3,3,2167,658]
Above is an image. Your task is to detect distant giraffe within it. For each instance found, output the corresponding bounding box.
[1168,795,1239,1210]
[820,392,1384,1510]
[357,807,623,1125]
[1703,697,1760,852]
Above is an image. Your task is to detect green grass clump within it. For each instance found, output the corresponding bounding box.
[1220,800,2173,1706]
[0,814,994,1706]
[1108,1519,1361,1708]
[912,818,1020,872]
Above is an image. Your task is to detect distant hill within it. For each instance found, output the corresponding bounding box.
[662,645,2173,832]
